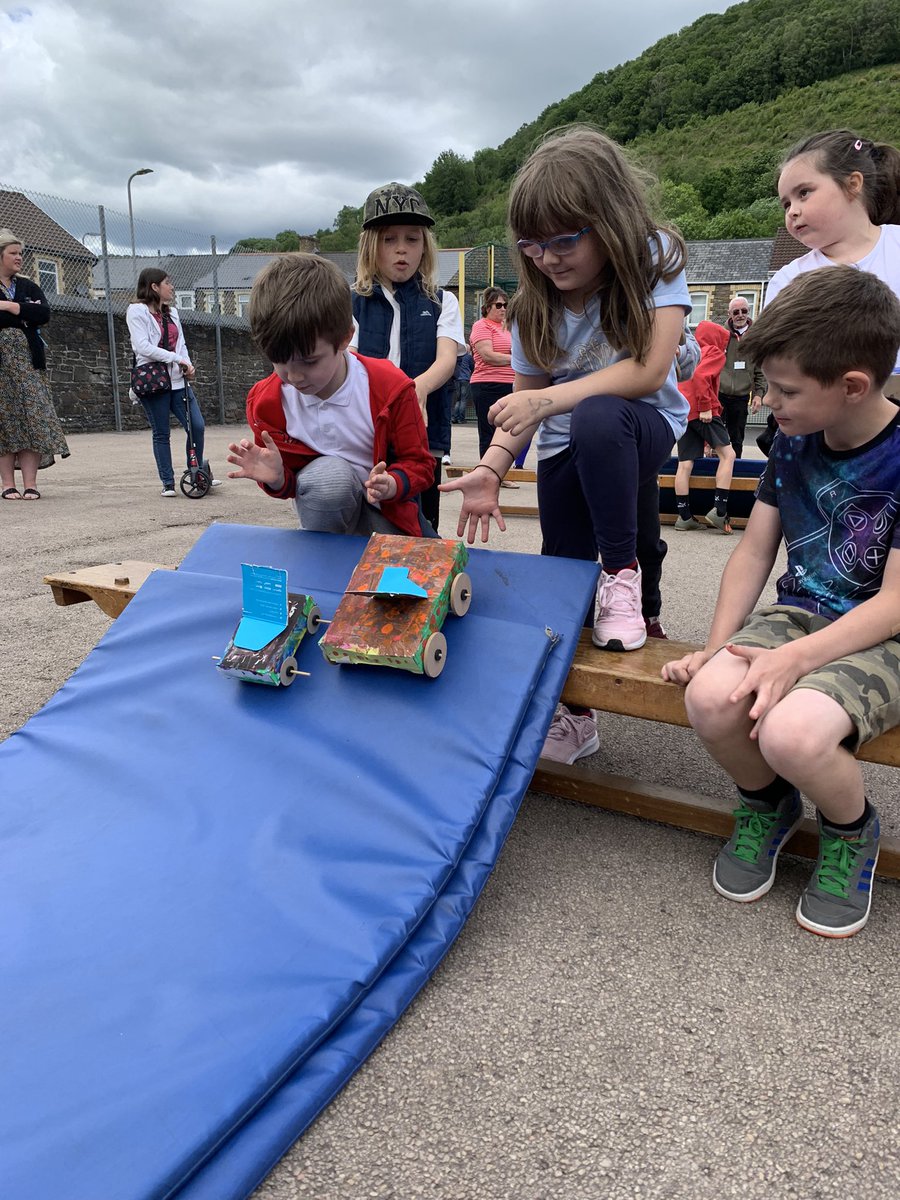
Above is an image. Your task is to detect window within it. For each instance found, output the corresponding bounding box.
[237,292,251,318]
[688,292,709,327]
[36,258,59,295]
[175,291,195,311]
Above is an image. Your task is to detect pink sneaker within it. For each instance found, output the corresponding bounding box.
[541,705,600,764]
[592,567,646,651]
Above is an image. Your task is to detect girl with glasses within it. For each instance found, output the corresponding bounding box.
[441,126,691,764]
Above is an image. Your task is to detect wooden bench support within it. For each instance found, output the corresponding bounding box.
[43,561,173,619]
[531,760,900,880]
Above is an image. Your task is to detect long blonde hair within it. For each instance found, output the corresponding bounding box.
[507,126,685,372]
[353,226,440,300]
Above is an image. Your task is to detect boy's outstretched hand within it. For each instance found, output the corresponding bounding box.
[366,461,398,505]
[439,466,507,544]
[661,648,714,685]
[227,430,285,489]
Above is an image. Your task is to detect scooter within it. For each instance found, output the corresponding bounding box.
[180,383,212,499]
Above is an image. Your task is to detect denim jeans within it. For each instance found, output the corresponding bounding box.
[141,387,205,486]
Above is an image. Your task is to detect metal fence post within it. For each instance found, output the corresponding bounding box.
[211,236,225,423]
[99,206,122,432]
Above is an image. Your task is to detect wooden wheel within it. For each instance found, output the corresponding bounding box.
[449,572,472,617]
[422,631,447,679]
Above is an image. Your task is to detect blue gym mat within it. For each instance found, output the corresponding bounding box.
[0,526,598,1199]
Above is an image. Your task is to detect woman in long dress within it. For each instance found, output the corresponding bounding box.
[0,228,68,500]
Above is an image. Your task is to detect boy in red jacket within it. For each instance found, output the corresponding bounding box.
[673,320,736,533]
[227,254,434,537]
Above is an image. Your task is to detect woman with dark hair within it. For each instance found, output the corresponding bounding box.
[126,268,220,496]
[0,229,69,499]
[469,287,516,461]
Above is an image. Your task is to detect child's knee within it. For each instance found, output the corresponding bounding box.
[757,692,851,771]
[295,457,363,532]
[685,667,743,737]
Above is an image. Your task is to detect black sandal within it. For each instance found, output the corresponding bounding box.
[22,488,41,500]
[1,487,22,499]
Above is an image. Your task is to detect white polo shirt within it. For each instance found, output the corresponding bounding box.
[280,351,374,487]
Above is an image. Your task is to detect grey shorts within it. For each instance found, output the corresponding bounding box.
[677,417,731,462]
[726,605,900,750]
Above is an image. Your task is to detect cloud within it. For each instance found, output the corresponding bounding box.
[1,0,735,248]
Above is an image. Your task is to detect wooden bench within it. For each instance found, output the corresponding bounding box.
[43,561,174,619]
[444,465,758,524]
[44,567,899,880]
[531,632,900,880]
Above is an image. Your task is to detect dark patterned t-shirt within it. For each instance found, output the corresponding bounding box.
[755,411,900,620]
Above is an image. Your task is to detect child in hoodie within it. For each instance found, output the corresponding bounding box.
[673,319,736,533]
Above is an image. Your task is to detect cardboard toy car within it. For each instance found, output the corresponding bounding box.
[319,534,471,679]
[217,564,321,686]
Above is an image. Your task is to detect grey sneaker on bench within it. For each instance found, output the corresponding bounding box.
[713,788,803,902]
[796,808,880,938]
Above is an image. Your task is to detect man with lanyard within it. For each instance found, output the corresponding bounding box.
[718,296,766,458]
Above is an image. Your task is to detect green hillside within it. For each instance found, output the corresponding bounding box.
[290,0,900,251]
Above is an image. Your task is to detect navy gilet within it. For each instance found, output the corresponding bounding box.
[352,278,450,454]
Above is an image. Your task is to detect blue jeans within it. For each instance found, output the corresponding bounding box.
[141,387,205,487]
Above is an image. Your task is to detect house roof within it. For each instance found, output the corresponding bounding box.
[0,191,94,260]
[769,226,808,272]
[684,239,774,284]
[321,251,358,283]
[192,253,279,290]
[92,253,224,292]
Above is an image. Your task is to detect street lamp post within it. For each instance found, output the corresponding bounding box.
[127,168,154,284]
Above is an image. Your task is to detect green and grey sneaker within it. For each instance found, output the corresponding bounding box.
[796,808,880,938]
[674,515,706,531]
[704,507,733,534]
[713,788,803,902]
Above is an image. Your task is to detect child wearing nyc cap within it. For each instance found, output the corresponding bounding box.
[351,183,465,534]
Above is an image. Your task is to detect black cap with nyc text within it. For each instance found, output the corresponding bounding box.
[362,183,434,229]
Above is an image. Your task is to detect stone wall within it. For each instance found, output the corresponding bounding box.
[44,301,270,433]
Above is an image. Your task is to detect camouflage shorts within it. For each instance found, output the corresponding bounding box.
[727,604,900,751]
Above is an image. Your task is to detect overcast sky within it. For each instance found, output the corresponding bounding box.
[3,0,737,250]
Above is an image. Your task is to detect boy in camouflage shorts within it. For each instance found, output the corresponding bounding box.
[663,267,900,938]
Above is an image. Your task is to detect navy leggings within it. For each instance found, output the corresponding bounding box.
[537,394,675,619]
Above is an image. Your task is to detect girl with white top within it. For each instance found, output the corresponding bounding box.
[126,269,220,496]
[767,129,900,399]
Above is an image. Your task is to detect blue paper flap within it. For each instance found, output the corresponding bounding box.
[233,564,288,651]
[375,567,428,598]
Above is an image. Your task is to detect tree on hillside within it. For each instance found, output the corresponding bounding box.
[315,205,363,251]
[420,150,478,217]
[232,236,278,252]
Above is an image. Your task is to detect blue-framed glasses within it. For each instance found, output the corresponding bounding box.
[516,227,592,259]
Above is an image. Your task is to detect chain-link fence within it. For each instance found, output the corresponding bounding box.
[0,182,272,433]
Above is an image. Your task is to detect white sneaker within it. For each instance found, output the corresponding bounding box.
[592,567,646,651]
[441,454,452,466]
[540,705,600,764]
[210,478,223,487]
[160,485,176,498]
